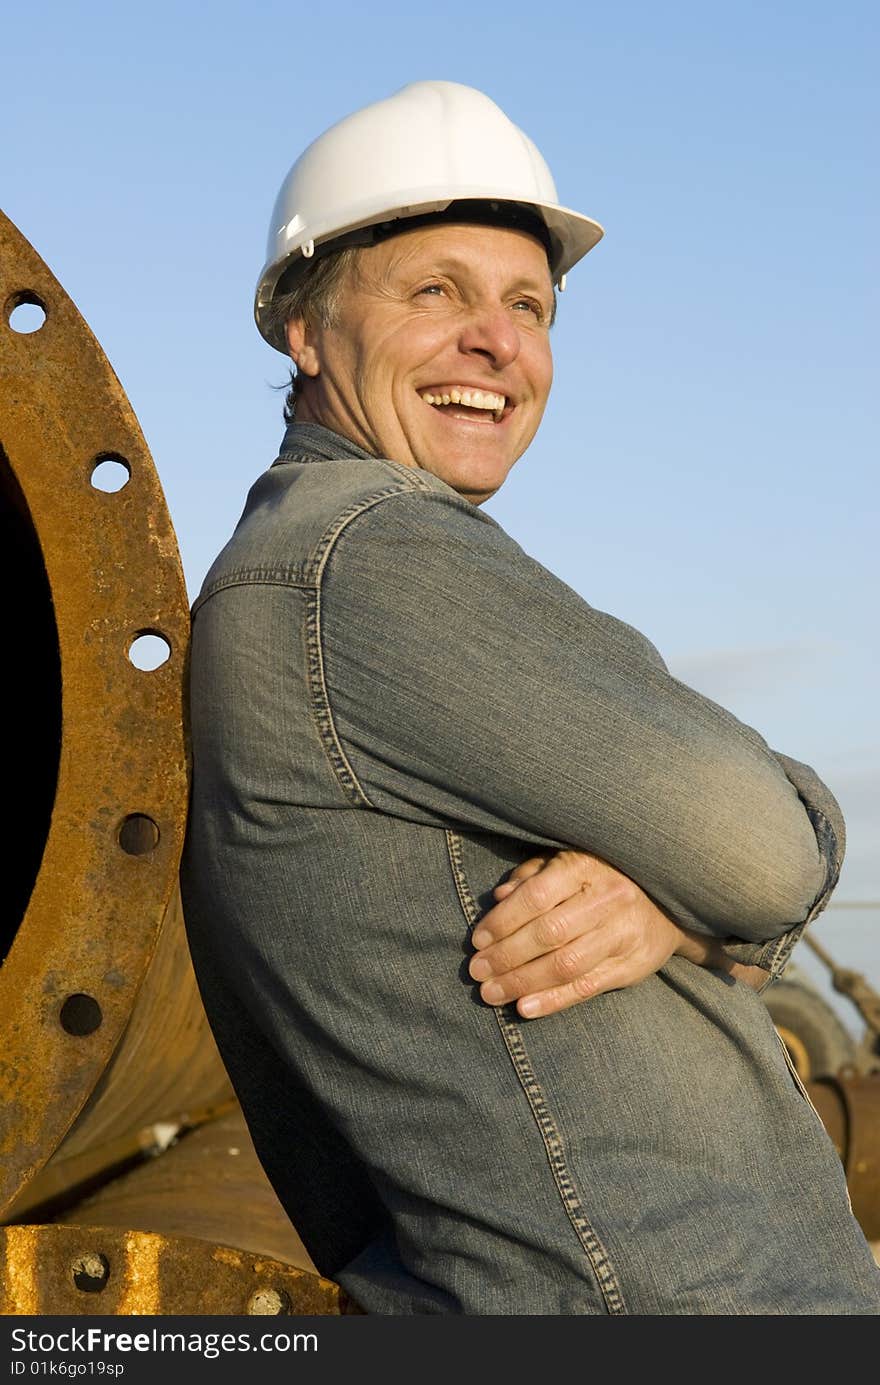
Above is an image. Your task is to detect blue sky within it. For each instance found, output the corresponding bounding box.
[4,0,877,1020]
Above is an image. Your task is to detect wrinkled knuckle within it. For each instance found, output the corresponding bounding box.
[524,876,553,911]
[491,945,511,973]
[558,847,586,872]
[505,967,528,995]
[555,948,582,979]
[539,911,569,946]
[539,987,564,1013]
[572,972,597,999]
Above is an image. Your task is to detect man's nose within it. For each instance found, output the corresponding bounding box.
[457,306,520,369]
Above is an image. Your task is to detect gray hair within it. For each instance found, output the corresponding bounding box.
[265,246,361,421]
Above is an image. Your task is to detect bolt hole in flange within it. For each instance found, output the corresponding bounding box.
[6,292,47,334]
[128,631,171,670]
[71,1251,110,1293]
[247,1287,290,1315]
[60,993,103,1037]
[90,454,131,493]
[118,814,160,856]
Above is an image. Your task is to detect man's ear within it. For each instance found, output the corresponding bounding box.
[285,318,320,377]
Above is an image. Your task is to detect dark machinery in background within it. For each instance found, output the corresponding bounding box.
[0,210,876,1314]
[764,934,880,1253]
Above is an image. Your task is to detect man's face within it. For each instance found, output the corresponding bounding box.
[287,222,555,504]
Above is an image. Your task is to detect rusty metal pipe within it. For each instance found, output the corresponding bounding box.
[0,208,189,1214]
[49,1107,315,1273]
[43,886,235,1163]
[5,887,236,1222]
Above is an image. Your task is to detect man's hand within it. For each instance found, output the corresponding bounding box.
[468,850,768,1018]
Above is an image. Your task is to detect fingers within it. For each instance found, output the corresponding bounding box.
[473,849,598,947]
[473,934,609,1010]
[503,853,551,884]
[470,897,588,980]
[472,905,683,1018]
[491,853,550,901]
[469,848,686,1020]
[513,928,678,1017]
[521,969,623,1024]
[516,971,615,1019]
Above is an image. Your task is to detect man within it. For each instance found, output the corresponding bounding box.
[181,81,880,1313]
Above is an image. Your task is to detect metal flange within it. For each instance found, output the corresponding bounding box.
[0,209,189,1214]
[0,1224,359,1315]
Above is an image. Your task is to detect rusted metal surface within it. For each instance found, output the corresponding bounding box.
[0,208,190,1214]
[61,886,235,1158]
[3,1117,194,1226]
[0,1224,360,1315]
[4,886,236,1223]
[47,1107,316,1272]
[807,1070,880,1242]
[31,886,235,1169]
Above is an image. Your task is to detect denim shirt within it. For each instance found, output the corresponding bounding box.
[181,422,880,1314]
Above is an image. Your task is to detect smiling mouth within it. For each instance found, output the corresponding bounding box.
[419,387,507,424]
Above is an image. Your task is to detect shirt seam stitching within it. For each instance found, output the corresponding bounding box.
[192,463,437,617]
[309,479,436,807]
[443,829,628,1314]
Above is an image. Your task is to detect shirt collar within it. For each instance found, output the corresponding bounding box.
[276,421,375,464]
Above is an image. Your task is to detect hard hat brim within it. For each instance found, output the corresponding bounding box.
[254,194,604,353]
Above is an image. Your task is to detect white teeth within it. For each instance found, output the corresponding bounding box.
[420,387,507,417]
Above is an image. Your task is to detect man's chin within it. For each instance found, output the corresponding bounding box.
[441,465,514,506]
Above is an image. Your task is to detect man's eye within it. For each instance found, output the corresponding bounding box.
[513,299,544,319]
[416,283,445,297]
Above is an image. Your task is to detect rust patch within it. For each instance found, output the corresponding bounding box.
[0,1224,351,1315]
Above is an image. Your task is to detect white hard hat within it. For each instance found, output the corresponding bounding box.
[255,80,604,352]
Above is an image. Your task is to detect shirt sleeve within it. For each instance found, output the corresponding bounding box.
[318,486,844,965]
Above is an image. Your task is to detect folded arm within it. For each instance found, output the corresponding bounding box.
[469,848,770,1017]
[321,486,843,974]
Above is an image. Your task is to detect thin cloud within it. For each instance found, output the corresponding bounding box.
[668,641,839,699]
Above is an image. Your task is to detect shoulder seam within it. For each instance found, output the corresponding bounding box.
[192,466,435,617]
[307,476,436,809]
